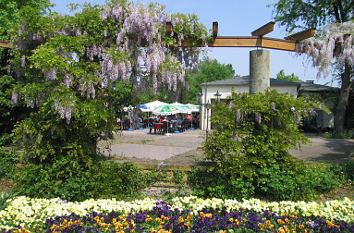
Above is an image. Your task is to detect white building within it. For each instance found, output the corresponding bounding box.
[200,76,339,131]
[200,76,300,130]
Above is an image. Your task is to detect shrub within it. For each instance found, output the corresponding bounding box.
[90,161,159,200]
[322,129,354,139]
[296,163,341,199]
[256,163,298,201]
[15,156,158,201]
[0,147,17,179]
[189,160,342,201]
[188,91,340,201]
[340,160,354,181]
[328,160,354,182]
[188,165,255,199]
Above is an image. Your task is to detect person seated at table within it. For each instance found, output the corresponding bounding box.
[182,118,190,130]
[137,116,143,129]
[171,115,177,123]
[123,117,130,130]
[159,116,164,123]
[149,117,157,134]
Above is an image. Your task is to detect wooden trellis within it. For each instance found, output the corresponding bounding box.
[0,21,315,50]
[0,41,11,48]
[169,21,315,52]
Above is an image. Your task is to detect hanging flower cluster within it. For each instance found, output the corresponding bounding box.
[300,21,353,77]
[11,92,18,105]
[100,49,132,87]
[53,100,74,124]
[158,56,185,92]
[12,0,209,124]
[99,1,208,93]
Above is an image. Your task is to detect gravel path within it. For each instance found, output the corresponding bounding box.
[101,130,354,164]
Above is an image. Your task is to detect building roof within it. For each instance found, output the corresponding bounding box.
[299,82,339,92]
[200,76,300,87]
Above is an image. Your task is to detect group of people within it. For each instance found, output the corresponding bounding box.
[116,111,200,134]
[148,114,199,134]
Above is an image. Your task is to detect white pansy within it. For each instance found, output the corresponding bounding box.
[0,196,352,231]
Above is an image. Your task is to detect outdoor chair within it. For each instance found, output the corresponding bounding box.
[150,122,164,134]
[123,119,130,130]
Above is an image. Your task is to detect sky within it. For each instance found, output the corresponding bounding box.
[51,0,333,85]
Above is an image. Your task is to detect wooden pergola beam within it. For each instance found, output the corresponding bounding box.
[166,22,173,34]
[251,21,275,37]
[181,36,299,52]
[0,41,12,49]
[212,21,218,37]
[284,28,316,41]
[2,22,308,52]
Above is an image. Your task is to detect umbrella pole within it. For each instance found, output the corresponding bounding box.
[191,114,193,130]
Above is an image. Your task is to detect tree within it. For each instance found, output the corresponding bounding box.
[276,69,302,82]
[274,0,353,135]
[8,1,209,199]
[185,59,235,103]
[0,0,51,145]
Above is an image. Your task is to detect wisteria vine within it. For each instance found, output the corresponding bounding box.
[299,21,354,77]
[11,1,209,124]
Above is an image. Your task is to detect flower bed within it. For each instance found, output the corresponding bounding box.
[0,196,353,232]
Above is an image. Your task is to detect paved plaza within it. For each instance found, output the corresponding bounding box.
[101,129,354,165]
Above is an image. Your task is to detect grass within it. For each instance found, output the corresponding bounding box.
[140,139,155,144]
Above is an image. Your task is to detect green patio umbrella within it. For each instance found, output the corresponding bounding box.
[171,102,192,114]
[152,104,179,116]
[185,103,200,112]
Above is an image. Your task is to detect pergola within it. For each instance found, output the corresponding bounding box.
[177,21,315,52]
[0,41,12,49]
[0,21,315,131]
[171,21,315,130]
[0,21,315,51]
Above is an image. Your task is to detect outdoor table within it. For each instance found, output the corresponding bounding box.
[162,120,177,133]
[151,123,164,134]
[169,121,177,133]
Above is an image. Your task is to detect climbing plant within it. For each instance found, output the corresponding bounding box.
[299,21,353,135]
[7,0,208,199]
[188,91,336,200]
[273,0,353,136]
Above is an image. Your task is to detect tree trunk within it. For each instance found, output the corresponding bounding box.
[334,63,353,136]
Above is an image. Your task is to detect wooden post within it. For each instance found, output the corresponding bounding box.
[250,50,270,93]
[212,22,218,37]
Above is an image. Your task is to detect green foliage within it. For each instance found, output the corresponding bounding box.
[296,163,341,198]
[186,59,235,103]
[322,129,354,139]
[188,165,255,199]
[273,0,353,32]
[276,69,302,82]
[341,160,354,181]
[15,157,158,201]
[5,0,209,200]
[331,160,354,182]
[0,0,18,41]
[0,76,15,146]
[273,1,353,136]
[257,162,340,200]
[0,75,30,147]
[189,161,342,201]
[188,91,341,201]
[172,170,185,185]
[0,0,51,40]
[233,229,256,233]
[0,192,15,211]
[0,147,17,179]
